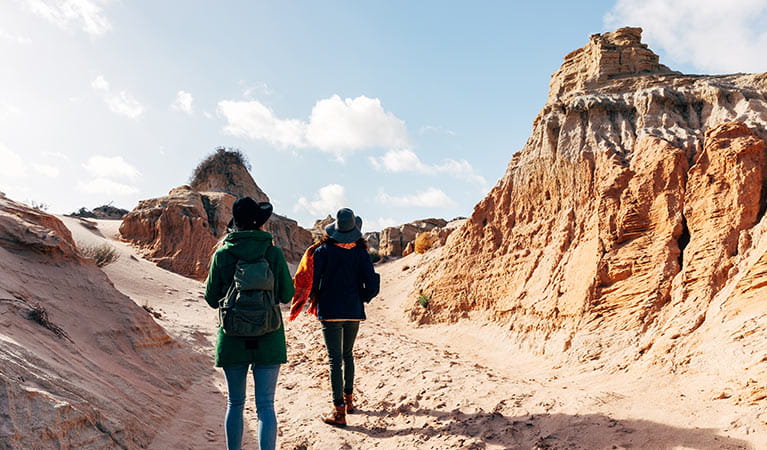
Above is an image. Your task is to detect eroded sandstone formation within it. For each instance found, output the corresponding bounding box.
[120,150,312,279]
[119,186,225,279]
[0,193,208,448]
[414,27,767,372]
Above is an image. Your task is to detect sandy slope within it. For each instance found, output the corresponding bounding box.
[62,217,763,449]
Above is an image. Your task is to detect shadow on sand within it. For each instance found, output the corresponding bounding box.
[344,406,753,449]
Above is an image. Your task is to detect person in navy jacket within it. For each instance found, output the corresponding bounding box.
[311,208,379,427]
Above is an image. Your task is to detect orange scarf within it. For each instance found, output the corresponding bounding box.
[289,242,321,320]
[289,242,358,321]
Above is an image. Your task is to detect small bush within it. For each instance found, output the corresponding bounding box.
[143,303,162,319]
[27,303,70,340]
[414,232,438,254]
[190,147,251,186]
[417,294,430,308]
[79,241,120,267]
[368,249,381,263]
[28,200,49,211]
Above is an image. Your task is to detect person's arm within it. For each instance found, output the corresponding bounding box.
[312,246,327,295]
[204,250,229,308]
[359,248,380,302]
[268,246,295,304]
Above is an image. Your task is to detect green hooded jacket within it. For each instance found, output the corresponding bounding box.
[204,230,295,367]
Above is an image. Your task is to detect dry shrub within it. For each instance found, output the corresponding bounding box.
[414,232,438,254]
[79,241,120,267]
[190,147,250,186]
[27,303,71,340]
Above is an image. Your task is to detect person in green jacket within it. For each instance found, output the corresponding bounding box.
[204,197,295,450]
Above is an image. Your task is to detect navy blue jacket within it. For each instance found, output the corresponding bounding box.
[312,243,380,320]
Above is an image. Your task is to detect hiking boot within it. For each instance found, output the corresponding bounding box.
[322,405,346,427]
[343,393,355,414]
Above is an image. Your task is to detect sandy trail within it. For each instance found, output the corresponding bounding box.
[63,217,761,449]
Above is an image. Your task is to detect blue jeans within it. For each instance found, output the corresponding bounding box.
[222,364,280,450]
[321,321,360,406]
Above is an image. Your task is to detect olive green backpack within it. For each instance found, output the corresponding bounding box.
[219,247,281,337]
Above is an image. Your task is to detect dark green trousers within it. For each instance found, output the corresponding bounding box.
[321,321,360,406]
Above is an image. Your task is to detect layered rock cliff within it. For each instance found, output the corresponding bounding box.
[120,149,312,279]
[0,193,208,448]
[414,27,767,373]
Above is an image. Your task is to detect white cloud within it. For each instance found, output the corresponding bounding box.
[172,90,194,115]
[605,0,767,73]
[218,95,410,160]
[305,95,410,157]
[82,155,140,180]
[0,28,32,44]
[376,187,456,208]
[32,163,60,178]
[218,100,308,148]
[77,178,138,195]
[21,0,112,37]
[0,143,28,178]
[365,217,398,232]
[293,184,348,217]
[91,75,144,119]
[369,149,488,187]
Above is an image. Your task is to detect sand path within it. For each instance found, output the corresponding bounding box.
[62,217,761,449]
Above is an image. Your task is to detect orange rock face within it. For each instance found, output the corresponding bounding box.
[119,186,224,280]
[0,193,79,260]
[414,28,767,370]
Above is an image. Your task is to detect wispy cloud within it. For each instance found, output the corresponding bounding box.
[0,28,32,44]
[172,90,194,115]
[605,0,767,73]
[365,217,398,232]
[419,125,456,136]
[293,184,348,217]
[21,0,112,37]
[0,143,28,178]
[42,151,69,160]
[32,163,60,178]
[82,155,140,180]
[240,81,274,98]
[92,75,144,119]
[77,178,139,195]
[369,149,487,187]
[376,187,456,208]
[218,95,410,161]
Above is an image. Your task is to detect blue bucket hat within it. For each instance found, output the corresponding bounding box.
[325,208,363,243]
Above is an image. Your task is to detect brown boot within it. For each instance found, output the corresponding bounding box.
[343,393,355,413]
[322,405,346,427]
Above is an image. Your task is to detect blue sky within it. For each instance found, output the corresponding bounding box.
[1,1,766,230]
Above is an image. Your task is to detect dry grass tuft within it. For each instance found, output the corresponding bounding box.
[27,303,71,340]
[78,241,120,267]
[414,232,439,254]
